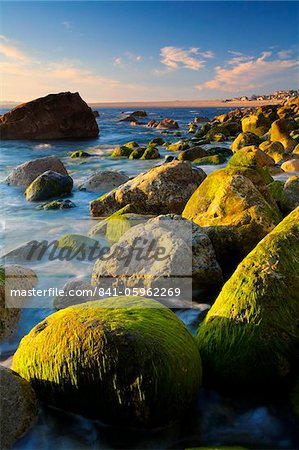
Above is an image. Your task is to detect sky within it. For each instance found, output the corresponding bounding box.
[0,1,298,102]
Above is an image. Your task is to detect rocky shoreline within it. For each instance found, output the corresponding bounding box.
[0,93,299,449]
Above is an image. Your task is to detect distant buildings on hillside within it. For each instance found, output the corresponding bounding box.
[224,89,299,102]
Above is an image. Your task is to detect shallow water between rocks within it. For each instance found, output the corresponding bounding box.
[0,107,298,449]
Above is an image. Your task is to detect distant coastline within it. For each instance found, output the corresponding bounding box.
[1,99,281,110]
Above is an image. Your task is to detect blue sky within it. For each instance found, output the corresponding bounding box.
[1,1,298,102]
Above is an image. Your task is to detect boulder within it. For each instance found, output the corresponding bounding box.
[0,92,99,140]
[259,140,285,163]
[12,297,202,427]
[57,234,98,253]
[268,177,299,214]
[196,208,299,389]
[53,279,95,309]
[90,160,206,217]
[111,145,132,158]
[241,112,271,137]
[105,213,150,244]
[178,146,207,161]
[0,366,39,449]
[92,215,223,292]
[129,147,146,159]
[293,143,299,154]
[79,171,129,192]
[149,137,165,146]
[281,159,299,172]
[124,141,139,149]
[231,132,261,152]
[5,156,68,189]
[208,147,233,158]
[156,118,179,130]
[193,154,226,165]
[270,119,297,152]
[182,169,281,271]
[167,140,189,152]
[0,265,37,340]
[227,146,275,168]
[70,150,91,158]
[140,147,160,159]
[25,170,73,202]
[88,204,140,237]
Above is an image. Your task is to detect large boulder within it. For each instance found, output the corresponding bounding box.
[231,132,261,152]
[0,92,99,140]
[25,170,73,201]
[178,146,207,161]
[0,366,39,449]
[268,176,299,214]
[5,156,68,189]
[196,208,299,389]
[157,119,179,129]
[270,119,297,152]
[92,215,223,293]
[241,112,271,137]
[90,161,206,217]
[12,297,202,427]
[79,171,129,192]
[182,169,281,271]
[0,266,37,341]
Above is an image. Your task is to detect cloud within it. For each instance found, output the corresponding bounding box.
[113,52,142,68]
[0,35,31,62]
[195,51,299,93]
[160,46,206,71]
[199,50,215,59]
[277,49,293,59]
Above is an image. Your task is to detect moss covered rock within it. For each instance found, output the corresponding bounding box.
[25,170,73,202]
[196,208,299,389]
[140,146,160,159]
[36,199,76,210]
[57,234,98,253]
[208,147,233,158]
[241,112,271,137]
[0,366,39,449]
[193,154,226,165]
[270,119,297,152]
[279,176,299,213]
[149,137,165,146]
[182,169,281,271]
[281,159,299,172]
[88,204,140,237]
[167,141,189,152]
[106,213,150,244]
[129,147,146,159]
[70,150,91,158]
[124,141,139,149]
[178,146,207,161]
[111,145,132,158]
[231,132,261,152]
[227,146,275,169]
[12,296,202,427]
[90,161,206,217]
[259,140,285,163]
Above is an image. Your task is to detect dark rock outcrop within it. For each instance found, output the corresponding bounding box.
[0,92,99,140]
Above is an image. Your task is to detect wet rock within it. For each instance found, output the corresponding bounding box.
[241,112,271,137]
[0,366,39,449]
[196,208,299,390]
[70,150,91,158]
[231,132,261,152]
[53,279,96,309]
[90,160,206,217]
[148,118,179,130]
[149,137,165,146]
[5,156,68,189]
[193,154,227,165]
[227,146,275,168]
[270,119,297,152]
[25,170,73,201]
[167,140,189,152]
[178,146,207,161]
[281,159,299,172]
[0,92,99,140]
[268,176,299,214]
[111,145,133,158]
[36,199,76,210]
[140,147,160,159]
[259,140,286,163]
[12,296,201,427]
[129,147,146,159]
[79,171,129,192]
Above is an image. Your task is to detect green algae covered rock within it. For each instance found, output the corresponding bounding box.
[129,147,146,159]
[167,140,189,152]
[196,207,299,389]
[0,366,39,450]
[227,146,275,169]
[106,213,150,244]
[231,132,261,152]
[57,234,98,253]
[270,119,297,152]
[241,112,271,137]
[259,140,286,163]
[182,169,281,270]
[269,176,299,214]
[25,170,73,202]
[140,146,160,159]
[178,146,207,161]
[70,150,91,158]
[124,141,139,149]
[12,296,202,427]
[88,204,140,237]
[111,145,132,158]
[36,199,76,210]
[149,137,165,146]
[193,154,226,165]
